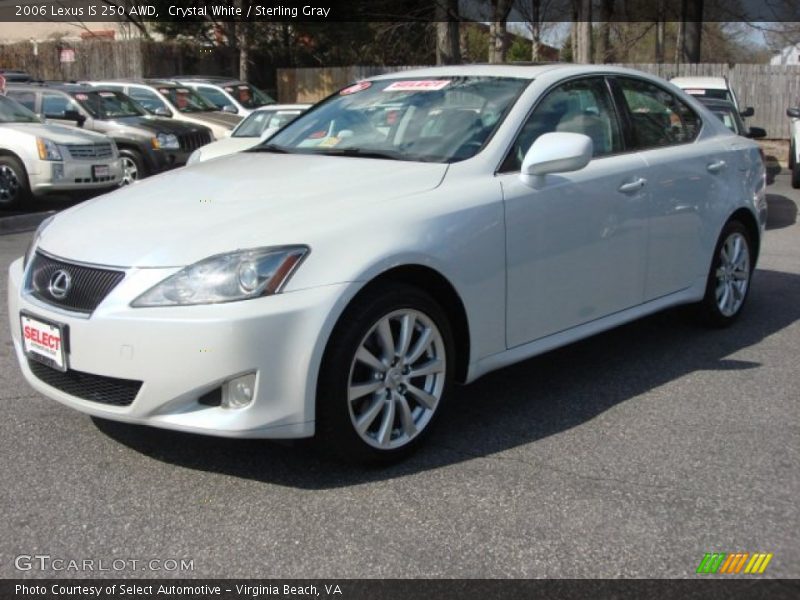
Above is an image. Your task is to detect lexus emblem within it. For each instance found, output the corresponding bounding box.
[48,270,72,300]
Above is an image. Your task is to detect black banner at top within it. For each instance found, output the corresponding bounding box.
[0,0,799,23]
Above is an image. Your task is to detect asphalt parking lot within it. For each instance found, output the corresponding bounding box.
[0,173,797,579]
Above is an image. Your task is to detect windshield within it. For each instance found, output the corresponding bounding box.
[0,95,40,123]
[233,108,304,137]
[708,106,743,135]
[686,88,733,103]
[264,76,529,163]
[222,83,275,108]
[73,90,147,119]
[158,86,218,113]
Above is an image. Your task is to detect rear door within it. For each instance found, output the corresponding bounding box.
[610,76,725,300]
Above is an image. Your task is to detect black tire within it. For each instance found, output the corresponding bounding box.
[697,220,754,328]
[0,155,31,209]
[118,148,146,186]
[316,283,455,464]
[792,162,800,190]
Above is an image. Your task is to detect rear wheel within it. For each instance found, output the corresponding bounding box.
[792,162,800,190]
[316,284,454,463]
[0,156,31,209]
[698,220,754,327]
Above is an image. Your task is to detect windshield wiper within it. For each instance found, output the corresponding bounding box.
[247,143,292,154]
[315,148,406,161]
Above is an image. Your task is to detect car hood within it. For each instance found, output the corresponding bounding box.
[196,136,259,161]
[39,153,449,268]
[183,110,241,128]
[2,122,109,144]
[110,116,209,136]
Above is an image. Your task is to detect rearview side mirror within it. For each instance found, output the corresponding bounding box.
[520,132,593,186]
[63,109,86,126]
[222,104,238,114]
[740,107,754,118]
[747,126,766,139]
[152,106,171,117]
[787,107,800,119]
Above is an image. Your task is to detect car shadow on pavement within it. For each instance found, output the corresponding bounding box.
[766,193,798,230]
[93,268,800,489]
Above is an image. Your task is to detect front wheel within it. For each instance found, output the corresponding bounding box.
[118,149,145,186]
[792,161,800,190]
[0,156,31,208]
[698,220,754,327]
[316,284,454,463]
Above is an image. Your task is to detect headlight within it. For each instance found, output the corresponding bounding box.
[131,246,309,307]
[154,132,180,150]
[36,138,63,161]
[187,149,201,165]
[23,214,55,269]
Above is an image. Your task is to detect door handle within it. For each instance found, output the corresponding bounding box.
[618,177,647,193]
[707,160,726,173]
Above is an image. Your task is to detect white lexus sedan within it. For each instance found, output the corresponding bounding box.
[8,65,767,462]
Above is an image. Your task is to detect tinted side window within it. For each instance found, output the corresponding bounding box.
[196,86,231,109]
[128,87,168,113]
[617,77,701,149]
[7,91,36,112]
[42,93,79,118]
[501,77,622,172]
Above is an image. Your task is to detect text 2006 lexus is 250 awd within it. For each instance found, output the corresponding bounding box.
[9,65,766,462]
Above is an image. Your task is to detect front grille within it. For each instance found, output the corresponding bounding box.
[28,359,141,407]
[178,131,212,152]
[65,143,114,160]
[26,252,125,313]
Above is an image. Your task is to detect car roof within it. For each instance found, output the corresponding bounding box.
[7,82,119,93]
[366,63,685,82]
[670,76,728,90]
[172,76,244,86]
[88,79,185,88]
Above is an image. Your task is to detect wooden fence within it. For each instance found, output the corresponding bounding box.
[277,63,800,139]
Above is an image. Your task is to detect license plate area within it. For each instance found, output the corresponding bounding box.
[92,165,110,179]
[20,312,69,372]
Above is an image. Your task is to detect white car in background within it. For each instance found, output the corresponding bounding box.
[786,106,800,188]
[0,94,122,208]
[670,76,754,118]
[9,65,766,463]
[172,76,277,117]
[85,80,241,141]
[187,104,310,164]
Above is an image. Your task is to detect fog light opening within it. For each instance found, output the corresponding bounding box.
[221,373,256,409]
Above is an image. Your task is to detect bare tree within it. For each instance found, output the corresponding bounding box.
[655,0,665,63]
[595,0,614,63]
[435,0,461,65]
[574,0,592,63]
[514,0,569,62]
[488,0,513,63]
[683,0,704,63]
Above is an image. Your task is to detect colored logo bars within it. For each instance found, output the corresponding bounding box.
[697,552,773,574]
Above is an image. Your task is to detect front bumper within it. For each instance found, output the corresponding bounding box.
[145,148,193,173]
[29,158,122,196]
[8,257,349,439]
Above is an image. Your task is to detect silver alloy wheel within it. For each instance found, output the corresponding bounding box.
[347,309,446,450]
[119,156,139,186]
[715,232,750,317]
[0,165,21,203]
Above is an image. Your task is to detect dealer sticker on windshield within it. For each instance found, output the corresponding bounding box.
[384,80,450,92]
[21,314,67,371]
